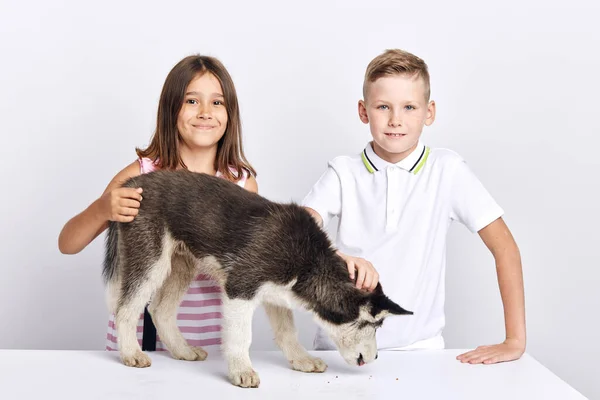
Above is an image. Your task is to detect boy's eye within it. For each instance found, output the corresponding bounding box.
[377,105,389,110]
[405,105,415,110]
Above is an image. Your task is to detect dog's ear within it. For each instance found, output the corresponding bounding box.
[369,283,413,318]
[378,295,413,316]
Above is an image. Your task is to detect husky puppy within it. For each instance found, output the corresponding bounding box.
[104,169,412,388]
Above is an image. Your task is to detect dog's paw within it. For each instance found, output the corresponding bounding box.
[290,356,328,373]
[172,346,208,361]
[121,350,152,368]
[229,368,260,388]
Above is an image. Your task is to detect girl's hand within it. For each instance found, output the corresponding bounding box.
[337,251,379,292]
[100,187,143,222]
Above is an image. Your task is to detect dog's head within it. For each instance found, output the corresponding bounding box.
[314,282,412,367]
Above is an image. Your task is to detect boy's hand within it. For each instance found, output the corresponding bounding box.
[456,338,525,364]
[336,251,379,292]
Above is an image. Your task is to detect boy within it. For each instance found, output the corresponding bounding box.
[302,49,525,364]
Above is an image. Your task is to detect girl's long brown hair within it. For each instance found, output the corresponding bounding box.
[136,55,256,182]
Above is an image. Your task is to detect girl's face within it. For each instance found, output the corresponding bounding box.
[177,72,228,152]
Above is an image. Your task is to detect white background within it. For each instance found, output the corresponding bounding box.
[0,0,598,398]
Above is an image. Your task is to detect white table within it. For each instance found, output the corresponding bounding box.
[0,349,586,399]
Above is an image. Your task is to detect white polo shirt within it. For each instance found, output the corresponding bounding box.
[302,141,504,350]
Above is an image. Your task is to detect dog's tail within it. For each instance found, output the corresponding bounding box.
[103,221,119,284]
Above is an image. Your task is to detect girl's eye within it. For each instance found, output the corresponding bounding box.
[377,105,389,110]
[213,100,224,106]
[186,99,198,105]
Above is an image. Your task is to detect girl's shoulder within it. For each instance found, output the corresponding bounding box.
[216,167,250,188]
[138,157,160,174]
[136,159,255,191]
[102,159,143,195]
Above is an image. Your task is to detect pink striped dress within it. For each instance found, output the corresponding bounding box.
[106,157,248,353]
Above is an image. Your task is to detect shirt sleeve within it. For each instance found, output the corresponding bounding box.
[449,160,504,233]
[301,165,342,227]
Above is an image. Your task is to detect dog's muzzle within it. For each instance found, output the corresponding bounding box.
[357,353,365,366]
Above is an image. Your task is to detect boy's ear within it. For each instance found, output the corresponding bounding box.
[425,100,436,126]
[358,100,369,124]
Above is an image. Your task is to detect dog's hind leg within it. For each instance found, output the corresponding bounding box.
[221,296,260,388]
[105,275,121,315]
[264,303,327,373]
[115,237,174,368]
[148,253,207,362]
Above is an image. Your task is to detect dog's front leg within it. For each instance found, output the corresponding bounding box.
[222,296,260,388]
[264,303,327,373]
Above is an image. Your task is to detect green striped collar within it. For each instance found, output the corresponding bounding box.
[362,142,430,175]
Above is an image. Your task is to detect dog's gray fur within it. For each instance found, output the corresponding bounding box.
[104,169,412,388]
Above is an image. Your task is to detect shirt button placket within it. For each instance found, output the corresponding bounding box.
[386,167,399,232]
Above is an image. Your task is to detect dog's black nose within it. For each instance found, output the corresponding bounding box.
[357,353,364,366]
[375,352,378,360]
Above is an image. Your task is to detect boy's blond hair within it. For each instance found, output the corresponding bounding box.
[363,49,431,101]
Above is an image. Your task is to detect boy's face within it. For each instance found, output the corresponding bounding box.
[359,74,435,163]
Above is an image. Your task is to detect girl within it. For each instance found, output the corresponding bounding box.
[58,55,257,356]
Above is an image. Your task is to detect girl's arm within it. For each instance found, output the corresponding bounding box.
[58,161,142,255]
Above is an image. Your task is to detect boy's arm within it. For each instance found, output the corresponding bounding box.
[457,217,526,364]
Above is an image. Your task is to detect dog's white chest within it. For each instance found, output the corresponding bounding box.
[256,280,299,308]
